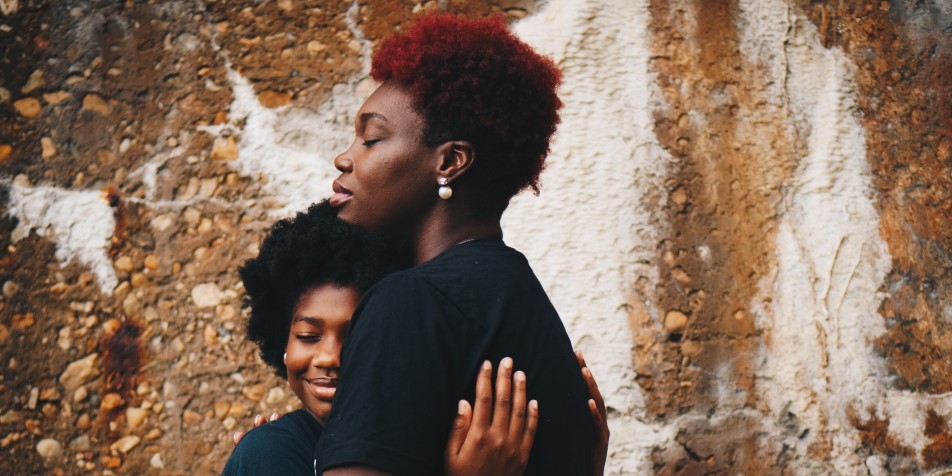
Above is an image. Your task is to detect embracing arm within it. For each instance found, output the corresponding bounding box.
[325,358,538,476]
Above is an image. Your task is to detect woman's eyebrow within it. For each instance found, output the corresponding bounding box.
[358,112,389,124]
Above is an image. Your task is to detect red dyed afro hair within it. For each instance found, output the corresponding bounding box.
[371,13,562,214]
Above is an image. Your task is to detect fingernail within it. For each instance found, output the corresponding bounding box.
[233,432,240,444]
[530,400,538,411]
[501,357,513,369]
[514,371,525,382]
[458,400,466,414]
[482,360,491,371]
[269,412,279,421]
[582,367,591,376]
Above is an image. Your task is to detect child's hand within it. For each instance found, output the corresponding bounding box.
[577,351,609,476]
[232,411,281,446]
[444,358,538,476]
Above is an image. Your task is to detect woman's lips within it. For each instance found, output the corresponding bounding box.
[306,377,338,401]
[330,182,352,207]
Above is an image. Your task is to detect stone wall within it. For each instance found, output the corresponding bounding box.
[1,0,949,474]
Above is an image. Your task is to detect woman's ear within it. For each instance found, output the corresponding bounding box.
[435,141,476,181]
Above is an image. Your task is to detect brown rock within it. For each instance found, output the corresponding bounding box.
[72,386,88,403]
[242,384,267,402]
[0,324,9,346]
[214,401,231,419]
[59,353,99,392]
[98,149,116,164]
[13,98,42,118]
[0,410,22,424]
[126,407,148,429]
[82,94,112,115]
[41,403,57,418]
[25,419,41,434]
[670,186,688,207]
[144,428,162,440]
[183,410,204,425]
[41,137,56,159]
[211,136,238,161]
[114,256,134,272]
[259,90,292,108]
[203,324,218,345]
[101,455,122,469]
[664,310,689,333]
[12,313,35,329]
[101,318,122,336]
[110,435,140,454]
[43,91,71,105]
[143,255,159,270]
[39,387,61,401]
[130,273,150,288]
[100,393,124,411]
[0,144,11,163]
[671,267,692,284]
[20,70,44,94]
[228,403,248,417]
[76,414,91,430]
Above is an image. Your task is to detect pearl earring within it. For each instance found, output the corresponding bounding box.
[437,177,453,200]
[283,352,287,363]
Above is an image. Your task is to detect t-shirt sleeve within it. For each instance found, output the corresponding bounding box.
[222,418,316,476]
[315,274,479,475]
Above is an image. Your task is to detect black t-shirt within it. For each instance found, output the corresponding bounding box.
[222,409,323,475]
[316,238,594,475]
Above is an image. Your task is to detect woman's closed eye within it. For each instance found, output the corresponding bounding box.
[362,138,382,147]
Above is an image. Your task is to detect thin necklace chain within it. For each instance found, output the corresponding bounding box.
[455,237,479,246]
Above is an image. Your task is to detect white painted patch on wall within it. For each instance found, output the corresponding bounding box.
[508,0,672,473]
[4,175,117,292]
[198,68,375,216]
[739,0,952,470]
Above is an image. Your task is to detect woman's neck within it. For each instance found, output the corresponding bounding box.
[411,212,502,264]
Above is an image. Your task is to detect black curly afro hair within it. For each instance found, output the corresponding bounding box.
[239,200,408,377]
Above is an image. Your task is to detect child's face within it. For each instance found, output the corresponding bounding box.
[285,283,361,424]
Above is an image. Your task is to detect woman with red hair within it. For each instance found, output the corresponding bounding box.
[321,13,608,476]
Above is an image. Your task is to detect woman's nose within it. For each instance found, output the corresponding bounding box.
[334,146,354,173]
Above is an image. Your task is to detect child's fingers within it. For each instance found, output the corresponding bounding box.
[508,370,528,440]
[471,360,494,431]
[492,357,514,432]
[582,366,607,421]
[519,400,539,456]
[444,399,473,460]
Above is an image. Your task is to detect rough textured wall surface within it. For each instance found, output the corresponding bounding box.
[0,0,950,474]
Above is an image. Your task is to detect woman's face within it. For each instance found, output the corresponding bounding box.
[330,81,439,235]
[284,284,361,424]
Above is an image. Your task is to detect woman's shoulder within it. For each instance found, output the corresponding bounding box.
[222,410,321,475]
